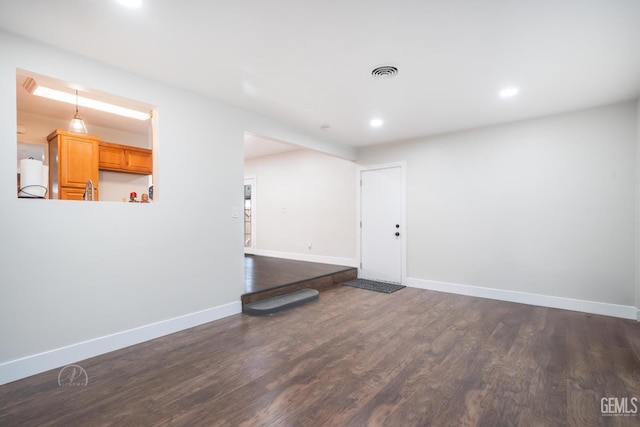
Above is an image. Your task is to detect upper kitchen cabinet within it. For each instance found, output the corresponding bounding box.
[99,141,153,175]
[48,130,100,200]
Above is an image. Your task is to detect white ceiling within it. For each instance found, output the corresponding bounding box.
[16,71,151,136]
[2,0,640,149]
[244,133,301,160]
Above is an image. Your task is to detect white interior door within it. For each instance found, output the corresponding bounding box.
[360,166,402,283]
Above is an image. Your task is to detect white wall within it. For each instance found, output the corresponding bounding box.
[244,149,357,265]
[0,31,342,384]
[98,171,151,203]
[358,101,638,313]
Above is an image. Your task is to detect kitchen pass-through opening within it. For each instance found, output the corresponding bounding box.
[16,69,157,203]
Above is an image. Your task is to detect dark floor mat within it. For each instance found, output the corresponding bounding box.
[343,279,405,294]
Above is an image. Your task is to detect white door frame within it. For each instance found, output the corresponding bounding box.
[356,161,407,284]
[244,176,257,254]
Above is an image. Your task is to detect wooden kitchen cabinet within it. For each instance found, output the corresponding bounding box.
[125,149,153,174]
[59,187,99,201]
[98,143,125,171]
[99,141,153,175]
[47,129,100,200]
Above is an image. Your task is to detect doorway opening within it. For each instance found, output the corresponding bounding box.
[244,177,256,252]
[242,131,359,297]
[243,132,301,256]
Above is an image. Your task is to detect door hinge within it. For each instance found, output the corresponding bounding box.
[360,221,362,228]
[360,262,362,269]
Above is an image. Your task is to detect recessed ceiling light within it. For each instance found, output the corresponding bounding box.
[499,87,519,98]
[370,119,384,128]
[116,0,142,8]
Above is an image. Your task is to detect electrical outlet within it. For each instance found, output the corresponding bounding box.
[307,242,312,250]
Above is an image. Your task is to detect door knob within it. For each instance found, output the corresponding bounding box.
[395,224,400,228]
[395,232,400,237]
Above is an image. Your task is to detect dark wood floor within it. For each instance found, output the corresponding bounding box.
[2,286,639,426]
[244,254,355,294]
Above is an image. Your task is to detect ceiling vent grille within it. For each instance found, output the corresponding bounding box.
[371,65,398,79]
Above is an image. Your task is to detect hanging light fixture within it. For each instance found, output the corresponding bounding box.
[68,90,88,134]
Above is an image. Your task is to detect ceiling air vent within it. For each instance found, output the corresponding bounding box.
[371,65,398,79]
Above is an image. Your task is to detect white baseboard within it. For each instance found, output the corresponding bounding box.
[250,249,358,268]
[0,301,241,386]
[406,277,637,320]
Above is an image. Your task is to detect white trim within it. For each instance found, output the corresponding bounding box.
[356,161,407,283]
[250,249,358,268]
[407,277,637,320]
[0,301,241,386]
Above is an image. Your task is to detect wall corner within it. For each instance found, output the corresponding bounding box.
[635,97,640,320]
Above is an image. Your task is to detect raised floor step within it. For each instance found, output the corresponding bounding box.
[242,288,319,316]
[242,268,357,306]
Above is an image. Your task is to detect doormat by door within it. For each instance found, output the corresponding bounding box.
[343,279,406,294]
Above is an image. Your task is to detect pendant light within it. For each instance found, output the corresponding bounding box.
[68,90,88,134]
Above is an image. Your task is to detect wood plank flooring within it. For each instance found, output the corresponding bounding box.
[244,255,355,294]
[1,286,639,426]
[242,255,357,305]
